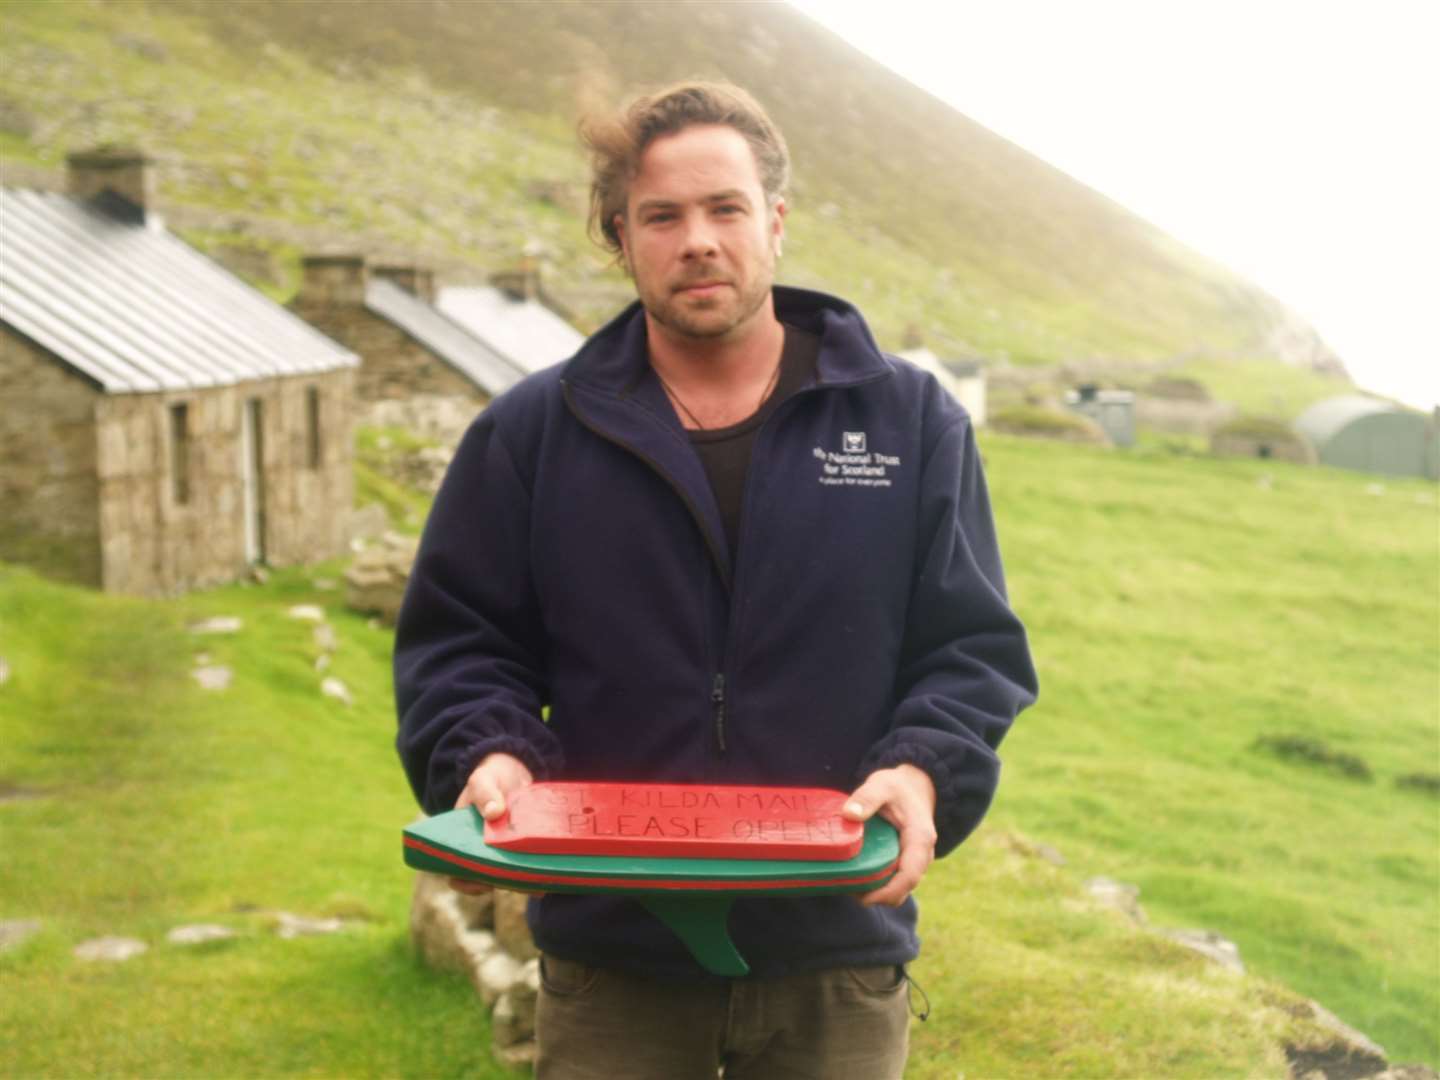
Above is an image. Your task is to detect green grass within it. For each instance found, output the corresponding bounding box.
[354,425,442,534]
[983,433,1440,1064]
[1169,358,1355,419]
[0,561,510,1078]
[2,435,1435,1075]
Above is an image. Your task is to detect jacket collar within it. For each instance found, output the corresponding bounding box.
[558,286,893,589]
[561,285,893,397]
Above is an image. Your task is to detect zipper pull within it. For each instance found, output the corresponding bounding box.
[712,673,727,753]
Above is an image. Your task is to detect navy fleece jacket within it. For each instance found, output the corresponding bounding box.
[395,286,1038,978]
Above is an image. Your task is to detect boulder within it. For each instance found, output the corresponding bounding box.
[188,616,242,635]
[1284,998,1389,1080]
[313,623,338,653]
[167,923,236,946]
[492,889,539,962]
[192,665,232,691]
[74,936,147,962]
[410,871,498,973]
[1160,928,1244,974]
[320,677,353,706]
[0,918,41,952]
[1084,876,1147,924]
[347,503,391,545]
[344,533,418,624]
[490,990,533,1049]
[274,912,344,939]
[473,950,523,1008]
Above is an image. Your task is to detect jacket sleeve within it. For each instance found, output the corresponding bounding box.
[393,412,563,815]
[856,410,1038,857]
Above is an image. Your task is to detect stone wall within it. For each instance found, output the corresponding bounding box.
[91,370,355,596]
[410,872,540,1070]
[0,330,103,584]
[293,301,488,408]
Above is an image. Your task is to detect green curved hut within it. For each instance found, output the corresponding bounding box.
[1295,395,1438,480]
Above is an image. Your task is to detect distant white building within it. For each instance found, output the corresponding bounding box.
[896,347,987,426]
[438,268,585,377]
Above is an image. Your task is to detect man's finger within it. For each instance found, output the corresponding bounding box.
[449,877,494,895]
[842,777,891,822]
[861,832,932,906]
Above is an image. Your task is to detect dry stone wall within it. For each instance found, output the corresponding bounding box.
[293,301,488,407]
[4,336,354,596]
[0,330,103,584]
[410,870,541,1069]
[92,370,355,595]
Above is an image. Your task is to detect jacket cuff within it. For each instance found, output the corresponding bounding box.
[858,742,955,810]
[454,733,563,797]
[857,740,993,857]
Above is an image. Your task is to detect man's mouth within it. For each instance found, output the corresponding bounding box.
[675,280,730,296]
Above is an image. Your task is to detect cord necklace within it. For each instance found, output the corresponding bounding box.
[655,357,781,432]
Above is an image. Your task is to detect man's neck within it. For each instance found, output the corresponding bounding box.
[645,303,786,430]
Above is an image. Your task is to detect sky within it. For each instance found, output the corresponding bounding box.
[789,0,1439,410]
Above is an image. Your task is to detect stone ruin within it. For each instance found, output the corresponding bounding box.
[344,532,418,625]
[409,870,540,1069]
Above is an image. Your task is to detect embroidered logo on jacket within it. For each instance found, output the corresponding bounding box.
[812,433,902,489]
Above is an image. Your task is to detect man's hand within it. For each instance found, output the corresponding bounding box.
[842,763,937,907]
[449,752,534,895]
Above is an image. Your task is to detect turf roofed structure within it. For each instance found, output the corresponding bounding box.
[290,255,526,421]
[0,148,360,596]
[1295,395,1440,481]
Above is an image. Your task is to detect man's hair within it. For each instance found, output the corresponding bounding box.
[579,80,790,256]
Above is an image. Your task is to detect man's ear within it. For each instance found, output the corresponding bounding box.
[771,198,787,257]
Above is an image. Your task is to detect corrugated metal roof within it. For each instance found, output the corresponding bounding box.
[366,279,524,397]
[0,188,357,393]
[1295,394,1403,444]
[436,285,584,377]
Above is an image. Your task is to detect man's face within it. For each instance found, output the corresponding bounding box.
[615,124,785,345]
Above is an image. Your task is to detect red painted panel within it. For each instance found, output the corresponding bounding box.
[484,782,864,861]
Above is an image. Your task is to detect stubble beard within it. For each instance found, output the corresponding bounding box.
[636,257,776,343]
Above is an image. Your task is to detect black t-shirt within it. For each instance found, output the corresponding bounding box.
[687,324,821,561]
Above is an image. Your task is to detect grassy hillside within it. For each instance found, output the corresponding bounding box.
[0,0,1345,394]
[0,560,1329,1079]
[2,435,1435,1075]
[983,435,1439,1064]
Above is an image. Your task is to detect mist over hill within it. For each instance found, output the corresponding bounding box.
[1,0,1346,393]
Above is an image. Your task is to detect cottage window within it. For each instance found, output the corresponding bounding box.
[169,402,191,505]
[306,385,322,469]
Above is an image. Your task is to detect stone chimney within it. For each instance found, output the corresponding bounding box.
[66,147,153,222]
[298,255,369,308]
[372,264,436,304]
[491,258,541,302]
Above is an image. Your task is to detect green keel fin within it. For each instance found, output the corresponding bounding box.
[641,896,749,976]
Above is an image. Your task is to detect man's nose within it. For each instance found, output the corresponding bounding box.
[679,213,718,258]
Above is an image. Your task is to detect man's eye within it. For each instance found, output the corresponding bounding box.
[646,212,675,224]
[714,205,742,216]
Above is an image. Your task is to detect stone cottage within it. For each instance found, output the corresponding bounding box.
[0,149,358,595]
[436,265,585,378]
[895,346,987,426]
[291,256,525,431]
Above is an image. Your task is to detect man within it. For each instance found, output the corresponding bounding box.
[396,81,1037,1079]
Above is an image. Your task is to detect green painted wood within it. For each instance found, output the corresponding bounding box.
[405,806,898,889]
[402,807,900,975]
[643,896,749,976]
